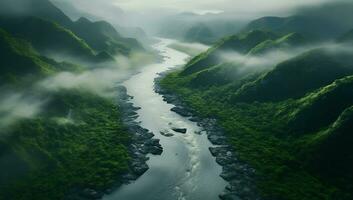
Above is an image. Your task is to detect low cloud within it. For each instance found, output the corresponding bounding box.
[168,41,210,57]
[38,67,127,97]
[217,46,311,75]
[215,42,353,78]
[38,52,153,97]
[0,51,154,130]
[0,92,46,130]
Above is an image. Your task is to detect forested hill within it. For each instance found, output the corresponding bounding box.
[161,22,353,200]
[0,1,153,199]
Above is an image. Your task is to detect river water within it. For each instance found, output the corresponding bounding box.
[103,39,227,200]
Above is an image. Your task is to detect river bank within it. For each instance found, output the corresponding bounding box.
[155,71,262,200]
[103,38,227,200]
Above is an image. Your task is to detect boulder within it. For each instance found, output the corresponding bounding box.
[172,128,187,134]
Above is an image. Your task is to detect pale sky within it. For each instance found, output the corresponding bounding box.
[112,0,334,15]
[53,0,347,29]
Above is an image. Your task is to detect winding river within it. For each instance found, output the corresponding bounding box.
[103,39,227,200]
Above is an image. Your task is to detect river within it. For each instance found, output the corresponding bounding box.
[103,38,227,200]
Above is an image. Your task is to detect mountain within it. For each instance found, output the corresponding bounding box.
[0,89,131,200]
[0,0,72,26]
[183,23,215,44]
[181,30,278,75]
[176,31,309,89]
[248,32,307,55]
[0,0,144,57]
[232,49,353,102]
[0,28,56,84]
[288,76,353,133]
[307,104,353,187]
[71,17,144,56]
[160,30,353,199]
[0,3,136,199]
[0,16,101,62]
[157,12,247,44]
[244,15,340,41]
[0,28,85,85]
[244,2,353,41]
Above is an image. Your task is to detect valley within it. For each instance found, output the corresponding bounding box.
[1,0,353,200]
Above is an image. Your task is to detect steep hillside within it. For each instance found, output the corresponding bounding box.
[0,0,144,57]
[0,89,131,200]
[244,15,341,40]
[71,17,144,56]
[0,21,133,200]
[248,32,307,55]
[0,28,56,84]
[232,49,353,102]
[288,76,353,133]
[181,30,278,75]
[0,0,72,26]
[160,39,353,200]
[183,23,215,44]
[0,17,101,62]
[307,105,353,190]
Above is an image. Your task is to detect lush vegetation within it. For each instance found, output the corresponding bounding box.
[0,0,145,60]
[0,28,56,84]
[160,30,353,199]
[248,32,306,55]
[71,17,144,56]
[0,24,133,200]
[0,90,131,200]
[0,17,98,62]
[0,0,144,199]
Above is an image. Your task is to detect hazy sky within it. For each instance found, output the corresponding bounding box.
[53,0,350,32]
[112,0,333,15]
[55,0,339,16]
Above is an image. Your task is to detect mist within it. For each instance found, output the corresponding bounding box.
[51,0,349,32]
[168,41,210,57]
[0,91,46,130]
[38,67,128,98]
[214,42,353,78]
[0,50,153,130]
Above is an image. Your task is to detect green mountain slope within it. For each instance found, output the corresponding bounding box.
[307,105,353,189]
[0,28,84,85]
[70,17,144,56]
[160,38,353,200]
[244,15,342,40]
[0,0,72,26]
[0,89,131,200]
[181,30,278,75]
[288,76,353,133]
[232,49,353,102]
[248,32,307,55]
[0,17,99,62]
[0,27,131,200]
[0,28,56,84]
[177,31,308,89]
[0,0,144,57]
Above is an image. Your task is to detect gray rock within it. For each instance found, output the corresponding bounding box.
[160,130,174,137]
[219,192,242,200]
[171,106,192,117]
[172,128,187,134]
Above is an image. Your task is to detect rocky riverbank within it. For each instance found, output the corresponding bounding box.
[116,85,163,180]
[155,72,262,200]
[68,86,162,200]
